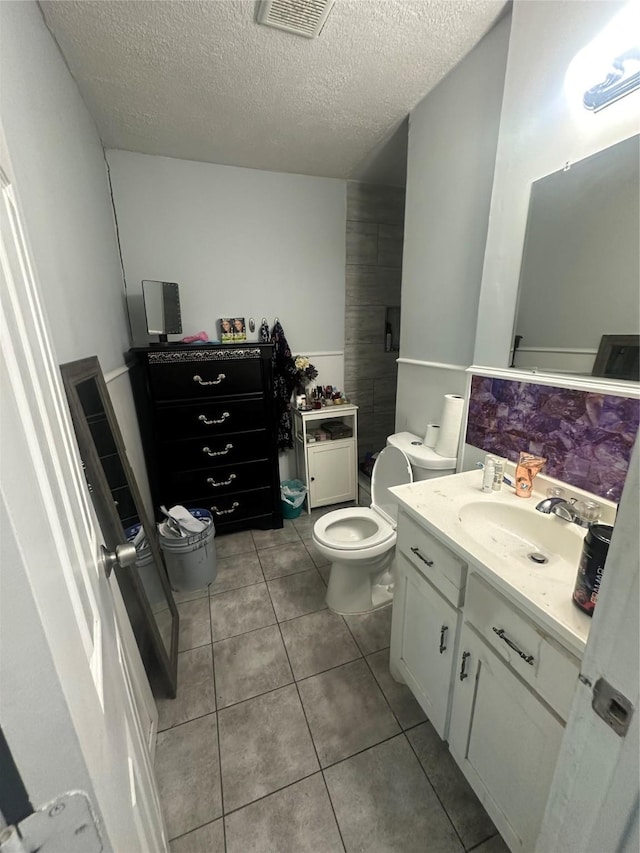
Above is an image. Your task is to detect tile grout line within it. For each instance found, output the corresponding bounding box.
[360,644,407,733]
[260,571,348,852]
[207,583,227,852]
[402,727,468,851]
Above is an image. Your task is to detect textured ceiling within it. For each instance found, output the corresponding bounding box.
[40,0,507,185]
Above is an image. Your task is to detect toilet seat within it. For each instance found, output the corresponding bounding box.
[313,445,413,561]
[313,507,395,552]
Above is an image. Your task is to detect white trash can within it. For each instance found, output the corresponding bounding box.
[158,508,217,591]
[125,522,167,606]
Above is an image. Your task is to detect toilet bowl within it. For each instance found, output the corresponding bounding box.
[313,433,457,615]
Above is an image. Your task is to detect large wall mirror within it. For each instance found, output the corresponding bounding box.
[61,356,178,697]
[511,134,639,380]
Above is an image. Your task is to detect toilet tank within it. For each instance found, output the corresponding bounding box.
[386,432,456,481]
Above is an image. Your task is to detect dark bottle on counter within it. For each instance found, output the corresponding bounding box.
[572,524,614,616]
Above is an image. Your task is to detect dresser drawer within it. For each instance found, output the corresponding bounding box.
[397,511,467,607]
[155,398,267,441]
[165,460,272,498]
[465,573,580,720]
[182,488,273,526]
[161,431,270,471]
[149,357,262,401]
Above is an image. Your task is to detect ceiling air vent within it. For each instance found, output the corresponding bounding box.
[257,0,335,39]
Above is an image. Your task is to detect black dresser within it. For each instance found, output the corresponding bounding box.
[129,344,282,534]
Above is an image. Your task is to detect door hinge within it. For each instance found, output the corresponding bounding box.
[591,677,634,737]
[0,793,103,853]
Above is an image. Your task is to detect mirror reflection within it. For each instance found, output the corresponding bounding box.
[142,279,182,340]
[512,134,639,379]
[75,377,174,655]
[61,358,178,696]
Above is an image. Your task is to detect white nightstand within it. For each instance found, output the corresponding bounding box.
[292,404,358,513]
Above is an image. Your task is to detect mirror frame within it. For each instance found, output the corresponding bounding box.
[60,355,178,697]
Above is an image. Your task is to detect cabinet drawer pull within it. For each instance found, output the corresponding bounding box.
[193,373,226,386]
[411,546,434,567]
[492,627,535,665]
[439,624,448,654]
[459,651,471,680]
[202,443,233,457]
[206,474,237,488]
[210,501,239,516]
[198,412,230,425]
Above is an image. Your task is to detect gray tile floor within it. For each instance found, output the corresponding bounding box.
[155,508,509,853]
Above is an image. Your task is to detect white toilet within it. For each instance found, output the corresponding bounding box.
[312,431,456,615]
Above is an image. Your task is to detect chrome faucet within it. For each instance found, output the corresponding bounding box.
[535,496,585,525]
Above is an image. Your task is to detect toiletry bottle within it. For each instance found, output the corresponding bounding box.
[385,323,392,352]
[492,459,505,491]
[482,456,495,493]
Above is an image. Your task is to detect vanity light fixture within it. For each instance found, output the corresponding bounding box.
[565,2,640,112]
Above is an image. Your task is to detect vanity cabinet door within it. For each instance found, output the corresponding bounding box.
[390,553,460,740]
[449,624,565,853]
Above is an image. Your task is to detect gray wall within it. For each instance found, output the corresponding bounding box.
[399,13,510,367]
[475,0,640,370]
[394,13,510,443]
[106,150,347,356]
[0,1,129,372]
[344,183,405,458]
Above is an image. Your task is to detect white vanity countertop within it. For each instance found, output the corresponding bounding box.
[390,470,595,657]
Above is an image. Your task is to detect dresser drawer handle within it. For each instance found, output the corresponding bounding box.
[193,373,226,386]
[202,443,233,457]
[206,474,237,488]
[411,546,434,567]
[210,501,239,516]
[492,627,535,666]
[439,624,448,654]
[199,412,230,425]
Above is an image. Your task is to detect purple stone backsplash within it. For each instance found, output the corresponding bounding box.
[467,376,639,501]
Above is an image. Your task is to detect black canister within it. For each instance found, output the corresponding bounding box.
[572,524,614,616]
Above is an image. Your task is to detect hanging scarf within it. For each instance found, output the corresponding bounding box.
[259,319,270,343]
[270,320,297,450]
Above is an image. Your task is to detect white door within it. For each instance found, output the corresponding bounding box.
[390,553,459,739]
[0,125,167,850]
[536,441,639,853]
[449,624,565,852]
[308,440,356,506]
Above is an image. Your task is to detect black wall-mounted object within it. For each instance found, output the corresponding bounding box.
[129,343,283,535]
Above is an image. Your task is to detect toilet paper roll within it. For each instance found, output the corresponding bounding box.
[434,394,465,459]
[423,423,440,448]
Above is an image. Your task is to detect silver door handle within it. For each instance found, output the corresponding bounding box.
[193,373,226,386]
[459,651,471,681]
[410,546,434,567]
[101,542,137,578]
[439,624,448,654]
[492,627,535,665]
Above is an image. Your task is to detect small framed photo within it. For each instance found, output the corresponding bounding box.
[219,318,234,343]
[232,317,246,341]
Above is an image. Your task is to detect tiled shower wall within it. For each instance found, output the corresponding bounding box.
[467,375,640,501]
[344,182,405,460]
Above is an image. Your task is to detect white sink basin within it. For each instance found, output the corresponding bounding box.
[458,501,586,567]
